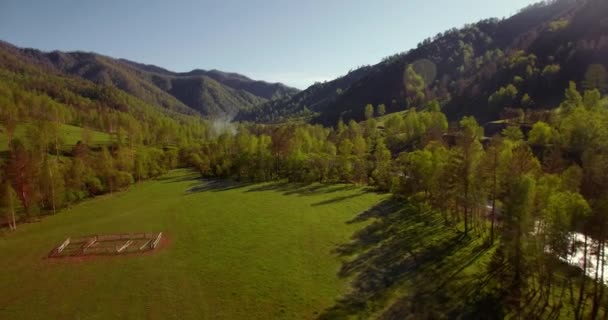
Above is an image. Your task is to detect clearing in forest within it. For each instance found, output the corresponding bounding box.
[0,169,388,319]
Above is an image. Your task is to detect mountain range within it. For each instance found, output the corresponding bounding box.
[0,41,299,118]
[1,0,607,125]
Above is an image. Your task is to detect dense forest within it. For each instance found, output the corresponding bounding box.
[0,41,299,118]
[2,0,608,318]
[238,0,608,125]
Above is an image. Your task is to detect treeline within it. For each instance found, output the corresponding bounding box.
[1,137,179,226]
[0,57,214,229]
[185,83,608,318]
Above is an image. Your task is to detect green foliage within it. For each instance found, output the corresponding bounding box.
[541,64,561,78]
[548,19,570,32]
[1,3,608,317]
[528,121,555,146]
[583,64,608,93]
[404,64,426,107]
[489,84,518,111]
[521,93,534,108]
[426,99,441,112]
[377,104,386,116]
[502,126,525,142]
[559,81,584,112]
[364,104,374,120]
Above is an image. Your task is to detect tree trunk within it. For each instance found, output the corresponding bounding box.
[592,233,604,319]
[490,197,496,244]
[48,158,56,215]
[9,189,16,230]
[599,238,606,320]
[464,181,469,236]
[577,234,589,319]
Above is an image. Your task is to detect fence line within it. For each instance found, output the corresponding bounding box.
[49,232,163,258]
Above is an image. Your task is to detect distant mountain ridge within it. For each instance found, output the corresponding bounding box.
[2,0,607,125]
[238,0,608,125]
[0,41,299,117]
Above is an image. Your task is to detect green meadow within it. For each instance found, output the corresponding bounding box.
[0,123,111,152]
[0,169,390,319]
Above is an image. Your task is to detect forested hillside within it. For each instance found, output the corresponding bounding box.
[0,41,298,118]
[239,0,608,125]
[0,39,213,220]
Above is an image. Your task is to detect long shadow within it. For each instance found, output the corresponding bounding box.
[318,198,501,319]
[311,192,368,206]
[185,179,253,193]
[246,181,363,197]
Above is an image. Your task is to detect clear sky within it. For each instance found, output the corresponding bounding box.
[0,0,539,89]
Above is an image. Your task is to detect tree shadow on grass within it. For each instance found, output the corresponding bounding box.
[318,198,503,320]
[246,181,367,198]
[185,179,253,194]
[184,178,375,208]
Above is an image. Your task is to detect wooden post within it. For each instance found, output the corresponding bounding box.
[151,232,162,249]
[139,240,152,251]
[117,240,133,253]
[57,238,71,254]
[82,236,97,254]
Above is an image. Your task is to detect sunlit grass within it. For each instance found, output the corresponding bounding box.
[0,169,387,319]
[0,123,111,152]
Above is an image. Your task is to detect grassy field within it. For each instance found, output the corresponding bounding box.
[0,169,389,319]
[0,123,111,152]
[0,169,592,319]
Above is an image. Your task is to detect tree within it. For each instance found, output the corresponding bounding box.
[528,122,555,146]
[404,64,426,107]
[541,64,561,78]
[499,175,536,314]
[5,139,39,217]
[39,156,64,213]
[572,194,592,320]
[451,116,484,235]
[364,104,374,120]
[521,93,535,108]
[583,89,602,110]
[426,100,441,112]
[582,64,608,93]
[559,81,583,113]
[377,104,386,117]
[371,138,392,191]
[0,100,18,151]
[97,146,116,194]
[489,84,518,113]
[502,126,524,142]
[543,191,589,302]
[65,158,90,202]
[0,180,18,230]
[481,136,509,244]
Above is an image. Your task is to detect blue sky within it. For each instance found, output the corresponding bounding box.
[0,0,538,89]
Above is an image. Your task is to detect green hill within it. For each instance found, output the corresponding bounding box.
[238,0,608,125]
[0,42,299,118]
